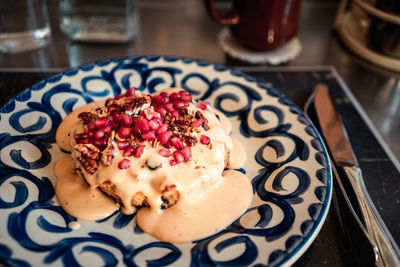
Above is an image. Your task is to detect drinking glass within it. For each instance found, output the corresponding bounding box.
[0,0,51,53]
[59,0,134,43]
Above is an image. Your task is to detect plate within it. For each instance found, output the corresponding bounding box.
[0,56,332,266]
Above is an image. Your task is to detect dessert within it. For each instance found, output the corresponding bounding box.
[54,87,253,243]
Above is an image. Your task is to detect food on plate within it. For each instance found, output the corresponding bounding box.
[54,87,252,243]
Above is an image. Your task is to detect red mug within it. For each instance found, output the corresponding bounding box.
[205,0,302,51]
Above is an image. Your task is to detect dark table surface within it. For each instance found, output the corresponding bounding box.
[0,0,399,266]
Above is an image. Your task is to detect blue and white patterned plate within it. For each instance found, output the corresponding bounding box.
[0,56,332,267]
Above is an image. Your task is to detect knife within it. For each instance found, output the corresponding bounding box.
[312,84,400,267]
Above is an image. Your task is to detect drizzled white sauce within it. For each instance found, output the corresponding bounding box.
[137,170,252,243]
[54,90,253,243]
[68,221,81,230]
[54,155,119,221]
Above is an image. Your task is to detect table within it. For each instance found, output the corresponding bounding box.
[0,0,399,266]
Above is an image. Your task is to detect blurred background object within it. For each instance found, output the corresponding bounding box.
[0,0,51,53]
[59,0,134,43]
[205,0,302,51]
[368,0,400,58]
[335,0,400,71]
[204,0,303,65]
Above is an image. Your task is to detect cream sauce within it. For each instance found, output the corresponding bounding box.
[54,155,119,221]
[68,221,81,230]
[228,137,247,169]
[54,90,252,243]
[136,170,252,243]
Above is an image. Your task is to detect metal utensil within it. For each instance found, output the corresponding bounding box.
[312,84,400,267]
[304,94,376,266]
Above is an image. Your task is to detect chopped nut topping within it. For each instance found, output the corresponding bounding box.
[77,156,98,174]
[75,143,100,160]
[78,112,99,123]
[75,144,100,174]
[102,131,118,166]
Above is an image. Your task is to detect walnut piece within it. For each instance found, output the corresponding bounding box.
[75,144,100,174]
[101,131,118,166]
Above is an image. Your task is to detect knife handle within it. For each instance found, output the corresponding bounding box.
[344,166,400,267]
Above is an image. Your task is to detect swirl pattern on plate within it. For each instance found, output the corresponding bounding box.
[0,56,331,267]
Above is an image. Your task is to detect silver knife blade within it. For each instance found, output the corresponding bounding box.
[313,84,357,167]
[312,84,400,267]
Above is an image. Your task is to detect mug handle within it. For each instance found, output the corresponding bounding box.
[204,0,240,25]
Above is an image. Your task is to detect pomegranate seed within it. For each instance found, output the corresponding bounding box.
[118,159,131,169]
[170,92,179,101]
[88,132,94,138]
[110,113,122,124]
[107,104,119,112]
[125,95,135,101]
[134,145,145,158]
[180,146,192,160]
[152,95,163,106]
[123,146,135,157]
[120,114,132,126]
[142,131,156,141]
[94,137,107,149]
[76,138,90,144]
[180,94,192,103]
[173,100,185,110]
[83,125,89,134]
[173,151,185,163]
[164,103,175,113]
[87,121,95,131]
[190,119,203,128]
[94,130,105,139]
[178,90,186,96]
[115,93,124,100]
[103,125,112,133]
[154,107,167,118]
[170,111,180,117]
[197,101,209,110]
[197,103,207,110]
[118,141,129,150]
[110,110,121,120]
[158,131,171,145]
[148,120,160,131]
[169,159,177,166]
[126,87,136,96]
[105,98,113,107]
[200,135,210,145]
[136,118,149,134]
[131,116,139,125]
[118,127,132,139]
[132,126,140,136]
[74,133,85,140]
[157,124,168,134]
[164,140,172,148]
[171,136,183,150]
[95,117,110,129]
[111,121,117,130]
[162,96,170,105]
[159,148,172,157]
